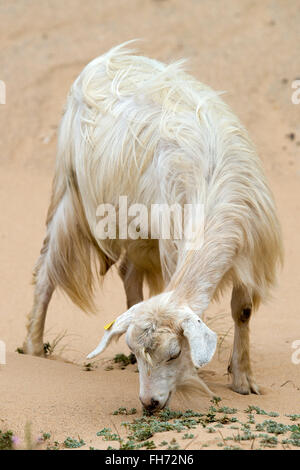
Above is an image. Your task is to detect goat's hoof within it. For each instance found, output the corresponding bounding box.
[22,340,45,357]
[231,373,260,395]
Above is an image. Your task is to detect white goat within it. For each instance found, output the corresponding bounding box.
[23,42,283,412]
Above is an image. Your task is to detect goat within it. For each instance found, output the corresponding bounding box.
[23,42,283,412]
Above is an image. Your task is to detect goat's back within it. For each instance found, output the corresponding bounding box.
[53,42,283,306]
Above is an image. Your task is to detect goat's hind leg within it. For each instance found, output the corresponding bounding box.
[23,236,54,356]
[228,285,260,395]
[24,188,69,356]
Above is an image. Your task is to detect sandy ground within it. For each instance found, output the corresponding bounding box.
[0,0,299,450]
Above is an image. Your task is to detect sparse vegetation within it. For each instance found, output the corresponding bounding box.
[43,331,69,357]
[0,430,14,450]
[113,407,137,415]
[244,406,279,417]
[15,347,24,354]
[64,437,85,448]
[113,353,137,368]
[1,397,299,450]
[82,361,97,372]
[286,414,300,421]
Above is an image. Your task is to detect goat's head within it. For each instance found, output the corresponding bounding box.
[87,293,217,412]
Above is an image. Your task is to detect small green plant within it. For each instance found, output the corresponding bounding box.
[113,407,137,415]
[96,428,121,442]
[245,406,279,417]
[47,441,60,450]
[286,414,300,421]
[82,361,97,371]
[140,440,156,449]
[259,435,278,447]
[182,433,194,439]
[268,411,280,418]
[97,428,112,437]
[0,430,14,450]
[160,440,168,446]
[43,342,52,355]
[256,420,286,435]
[223,445,241,450]
[43,330,69,357]
[211,396,222,406]
[64,437,85,448]
[282,437,300,447]
[113,353,137,368]
[218,406,237,415]
[206,427,216,433]
[168,438,180,450]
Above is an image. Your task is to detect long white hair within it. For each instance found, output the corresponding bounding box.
[44,41,283,315]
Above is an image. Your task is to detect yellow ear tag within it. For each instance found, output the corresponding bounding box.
[104,320,115,330]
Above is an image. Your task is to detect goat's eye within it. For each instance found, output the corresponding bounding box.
[167,351,181,362]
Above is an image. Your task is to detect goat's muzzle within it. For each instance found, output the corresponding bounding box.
[140,392,172,413]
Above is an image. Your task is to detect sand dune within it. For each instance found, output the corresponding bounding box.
[0,0,299,450]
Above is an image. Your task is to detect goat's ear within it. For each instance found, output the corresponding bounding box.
[87,307,135,359]
[182,315,217,368]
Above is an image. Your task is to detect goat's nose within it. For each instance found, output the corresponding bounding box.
[140,398,160,413]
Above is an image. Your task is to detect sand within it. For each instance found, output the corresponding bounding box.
[0,0,299,450]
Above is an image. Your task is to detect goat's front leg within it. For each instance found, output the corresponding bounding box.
[228,285,260,395]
